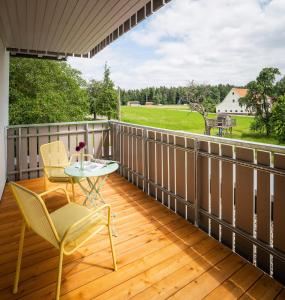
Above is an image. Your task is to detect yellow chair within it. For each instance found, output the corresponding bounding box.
[40,140,92,200]
[10,182,117,300]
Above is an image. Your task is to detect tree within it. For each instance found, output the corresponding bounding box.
[239,67,280,136]
[88,80,103,120]
[92,63,118,120]
[186,81,213,134]
[270,96,285,142]
[9,57,88,125]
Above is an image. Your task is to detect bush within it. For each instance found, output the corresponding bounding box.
[271,96,285,142]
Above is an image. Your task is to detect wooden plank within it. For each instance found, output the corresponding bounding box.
[162,133,169,206]
[186,138,195,223]
[240,274,283,300]
[210,142,220,239]
[256,150,271,274]
[175,136,186,217]
[168,135,175,210]
[38,126,49,177]
[198,141,209,232]
[273,153,285,285]
[203,263,263,300]
[235,147,254,261]
[148,131,156,197]
[28,127,38,179]
[221,144,233,248]
[169,253,246,299]
[58,125,69,156]
[6,128,16,181]
[156,132,162,202]
[94,235,216,300]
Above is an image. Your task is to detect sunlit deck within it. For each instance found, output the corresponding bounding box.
[0,174,284,300]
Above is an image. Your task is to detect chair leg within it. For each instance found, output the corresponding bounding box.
[55,248,64,300]
[13,223,25,294]
[108,225,117,271]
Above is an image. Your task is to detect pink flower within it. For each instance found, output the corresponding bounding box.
[75,146,81,152]
[79,141,86,149]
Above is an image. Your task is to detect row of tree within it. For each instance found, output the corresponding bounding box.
[119,84,233,109]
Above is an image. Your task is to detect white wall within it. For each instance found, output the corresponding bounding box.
[216,88,248,114]
[0,40,9,198]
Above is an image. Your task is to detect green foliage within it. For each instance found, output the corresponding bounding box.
[9,57,88,125]
[87,63,118,120]
[88,80,102,120]
[239,67,280,136]
[271,96,285,142]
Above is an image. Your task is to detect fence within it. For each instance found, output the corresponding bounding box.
[111,120,285,285]
[6,120,110,181]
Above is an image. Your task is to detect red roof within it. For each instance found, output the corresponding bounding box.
[233,88,248,97]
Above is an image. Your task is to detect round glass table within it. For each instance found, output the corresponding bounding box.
[64,161,119,207]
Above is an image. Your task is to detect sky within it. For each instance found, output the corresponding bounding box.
[68,0,285,89]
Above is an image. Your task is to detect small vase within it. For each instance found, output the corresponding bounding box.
[80,151,84,171]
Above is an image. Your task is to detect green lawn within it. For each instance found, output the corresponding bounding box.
[121,106,281,145]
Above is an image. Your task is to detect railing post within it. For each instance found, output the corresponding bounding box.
[85,123,89,156]
[194,138,199,227]
[143,128,148,193]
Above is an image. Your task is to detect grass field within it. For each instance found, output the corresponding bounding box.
[121,106,281,145]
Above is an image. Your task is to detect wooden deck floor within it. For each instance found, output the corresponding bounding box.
[0,174,284,300]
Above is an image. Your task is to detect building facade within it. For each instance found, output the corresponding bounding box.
[216,88,249,114]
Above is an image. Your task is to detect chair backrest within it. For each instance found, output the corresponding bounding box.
[10,182,60,248]
[40,141,69,175]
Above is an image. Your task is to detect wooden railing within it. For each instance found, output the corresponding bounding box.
[110,120,285,286]
[6,120,110,181]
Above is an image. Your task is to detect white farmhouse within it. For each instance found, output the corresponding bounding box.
[216,88,249,114]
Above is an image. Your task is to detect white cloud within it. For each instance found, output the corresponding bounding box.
[69,0,285,89]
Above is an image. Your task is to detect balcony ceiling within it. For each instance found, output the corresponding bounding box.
[0,0,169,59]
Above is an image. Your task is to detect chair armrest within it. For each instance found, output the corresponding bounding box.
[62,204,111,244]
[69,153,93,163]
[38,187,70,203]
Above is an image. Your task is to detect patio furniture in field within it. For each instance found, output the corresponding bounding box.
[10,182,117,300]
[40,141,92,200]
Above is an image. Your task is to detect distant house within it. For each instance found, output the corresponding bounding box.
[145,101,154,106]
[127,101,140,107]
[216,88,249,115]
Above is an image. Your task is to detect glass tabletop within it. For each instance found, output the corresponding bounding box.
[64,161,119,178]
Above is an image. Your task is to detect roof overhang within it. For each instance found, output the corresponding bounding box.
[0,0,170,60]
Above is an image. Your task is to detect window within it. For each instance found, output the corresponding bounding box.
[230,110,232,112]
[232,92,234,95]
[241,110,243,113]
[225,110,227,112]
[235,110,238,112]
[218,110,220,112]
[232,99,235,103]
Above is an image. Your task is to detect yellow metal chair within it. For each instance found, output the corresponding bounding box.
[40,140,92,200]
[10,182,117,300]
